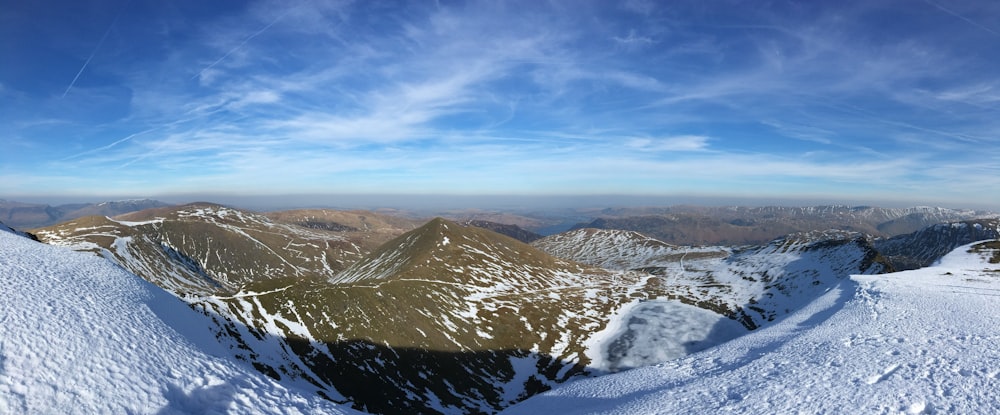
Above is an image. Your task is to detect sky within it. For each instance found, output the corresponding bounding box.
[2,0,1000,209]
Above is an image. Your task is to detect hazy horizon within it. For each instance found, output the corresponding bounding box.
[4,192,997,213]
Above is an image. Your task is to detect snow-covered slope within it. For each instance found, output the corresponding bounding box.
[504,240,1000,414]
[573,205,997,245]
[876,219,1000,270]
[531,228,726,270]
[554,231,888,373]
[0,230,357,414]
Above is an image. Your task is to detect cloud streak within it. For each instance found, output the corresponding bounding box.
[5,0,1000,208]
[191,5,296,83]
[923,0,1000,37]
[62,0,129,98]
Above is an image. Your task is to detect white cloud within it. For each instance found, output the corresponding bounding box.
[760,120,832,145]
[613,30,654,46]
[231,90,281,108]
[626,135,710,152]
[935,83,1000,105]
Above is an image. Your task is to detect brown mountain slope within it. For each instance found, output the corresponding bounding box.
[196,218,650,414]
[33,203,367,294]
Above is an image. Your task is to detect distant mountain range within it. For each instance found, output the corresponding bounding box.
[569,205,996,245]
[21,202,1000,414]
[0,198,170,229]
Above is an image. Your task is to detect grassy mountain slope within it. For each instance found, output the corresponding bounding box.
[33,203,367,294]
[34,209,652,413]
[198,218,650,414]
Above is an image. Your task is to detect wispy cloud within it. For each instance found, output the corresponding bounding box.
[613,29,654,47]
[626,135,710,152]
[191,6,295,83]
[5,0,1000,207]
[923,0,1000,37]
[760,120,833,145]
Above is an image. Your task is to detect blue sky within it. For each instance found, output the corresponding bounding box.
[3,0,1000,208]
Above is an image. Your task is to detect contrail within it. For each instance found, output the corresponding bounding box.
[60,128,154,161]
[63,104,229,164]
[62,0,130,98]
[191,8,293,82]
[814,95,987,144]
[923,0,1000,37]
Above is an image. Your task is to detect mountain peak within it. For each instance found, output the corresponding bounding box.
[331,217,591,285]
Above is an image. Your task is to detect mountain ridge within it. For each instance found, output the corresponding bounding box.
[571,205,996,245]
[0,198,170,229]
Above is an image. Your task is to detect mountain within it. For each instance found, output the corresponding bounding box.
[61,199,172,220]
[0,223,357,414]
[531,228,891,373]
[0,198,170,229]
[27,202,992,414]
[0,200,60,229]
[435,210,554,233]
[571,205,995,245]
[461,220,543,243]
[262,208,422,251]
[34,209,649,413]
[197,217,649,414]
[504,239,1000,414]
[875,219,1000,270]
[532,228,726,270]
[534,228,890,331]
[33,202,373,294]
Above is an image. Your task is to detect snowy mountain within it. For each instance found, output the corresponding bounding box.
[0,224,357,414]
[876,219,1000,270]
[532,228,890,373]
[196,217,649,414]
[572,205,995,245]
[34,211,651,413]
[33,203,388,294]
[534,228,888,328]
[504,239,1000,414]
[532,228,726,270]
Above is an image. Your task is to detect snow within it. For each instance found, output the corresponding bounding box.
[504,241,1000,414]
[109,217,166,227]
[0,231,358,415]
[584,299,746,373]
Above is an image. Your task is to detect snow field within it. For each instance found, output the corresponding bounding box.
[584,299,747,373]
[0,230,357,415]
[505,241,1000,414]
